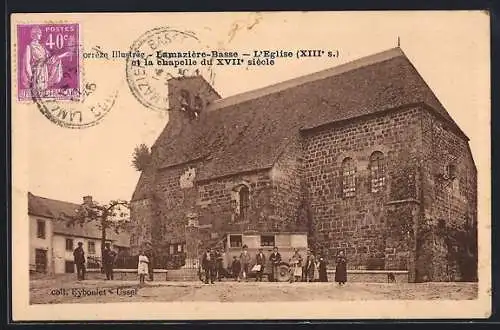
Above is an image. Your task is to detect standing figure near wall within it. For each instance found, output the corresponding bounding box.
[289,249,303,283]
[335,250,347,286]
[304,249,316,282]
[239,245,251,281]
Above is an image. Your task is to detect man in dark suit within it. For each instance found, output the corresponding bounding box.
[214,248,224,281]
[255,248,266,281]
[73,242,86,281]
[145,248,154,281]
[201,247,216,284]
[269,246,281,282]
[102,242,116,280]
[304,249,316,282]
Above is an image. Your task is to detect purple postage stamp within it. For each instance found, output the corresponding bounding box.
[17,23,80,101]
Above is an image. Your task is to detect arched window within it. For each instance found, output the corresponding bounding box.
[193,96,203,118]
[239,186,250,221]
[369,151,385,193]
[342,157,356,198]
[180,89,190,112]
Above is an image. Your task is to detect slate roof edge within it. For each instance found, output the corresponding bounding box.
[299,103,425,133]
[299,102,467,141]
[206,47,405,112]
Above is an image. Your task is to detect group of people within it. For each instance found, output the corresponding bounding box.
[72,241,118,281]
[200,245,348,285]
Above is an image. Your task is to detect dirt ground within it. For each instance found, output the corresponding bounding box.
[30,276,478,304]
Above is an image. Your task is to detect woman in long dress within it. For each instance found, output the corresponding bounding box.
[334,250,347,286]
[289,249,303,283]
[318,254,328,282]
[137,250,149,285]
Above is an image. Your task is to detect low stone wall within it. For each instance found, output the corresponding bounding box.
[327,270,408,283]
[85,269,168,281]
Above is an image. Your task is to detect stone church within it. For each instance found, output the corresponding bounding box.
[130,48,477,282]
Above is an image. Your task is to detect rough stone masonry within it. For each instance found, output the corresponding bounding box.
[130,48,477,282]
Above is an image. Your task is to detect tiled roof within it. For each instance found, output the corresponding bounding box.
[28,192,130,246]
[132,48,465,199]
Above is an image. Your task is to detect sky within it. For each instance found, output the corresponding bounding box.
[17,11,490,205]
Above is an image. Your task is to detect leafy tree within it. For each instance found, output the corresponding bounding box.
[69,198,130,269]
[132,143,152,171]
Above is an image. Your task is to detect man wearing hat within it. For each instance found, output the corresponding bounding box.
[102,242,117,280]
[201,247,216,284]
[255,248,266,282]
[73,242,86,281]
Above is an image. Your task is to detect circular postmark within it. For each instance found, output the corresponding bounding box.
[31,77,119,129]
[126,27,216,112]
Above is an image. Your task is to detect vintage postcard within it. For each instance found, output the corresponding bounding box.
[10,11,491,321]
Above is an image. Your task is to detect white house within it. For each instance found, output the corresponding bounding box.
[28,192,131,274]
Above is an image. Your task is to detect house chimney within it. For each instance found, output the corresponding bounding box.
[83,195,93,205]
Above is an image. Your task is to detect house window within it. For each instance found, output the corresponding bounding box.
[65,238,74,251]
[369,151,386,193]
[239,186,250,221]
[169,244,174,254]
[177,244,182,252]
[261,235,275,247]
[229,235,242,248]
[88,241,96,255]
[342,157,356,198]
[35,249,47,273]
[36,220,46,239]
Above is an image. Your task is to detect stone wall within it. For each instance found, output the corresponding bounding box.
[129,199,154,255]
[418,108,477,281]
[270,135,306,232]
[302,106,423,271]
[146,160,277,258]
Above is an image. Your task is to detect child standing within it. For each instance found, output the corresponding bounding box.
[231,256,241,281]
[239,245,251,281]
[138,250,149,285]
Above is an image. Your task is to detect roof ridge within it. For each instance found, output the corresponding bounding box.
[29,192,81,206]
[206,47,405,112]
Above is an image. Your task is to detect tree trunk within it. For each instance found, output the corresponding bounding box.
[101,220,106,274]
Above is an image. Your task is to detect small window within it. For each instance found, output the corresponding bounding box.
[36,220,46,239]
[180,89,190,111]
[446,164,457,180]
[369,151,386,193]
[65,238,74,251]
[35,249,47,273]
[230,235,242,248]
[342,157,356,198]
[169,244,174,254]
[239,186,250,221]
[177,244,182,252]
[88,241,96,254]
[193,96,203,118]
[261,235,275,247]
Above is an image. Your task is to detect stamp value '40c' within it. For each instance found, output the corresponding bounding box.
[17,23,80,101]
